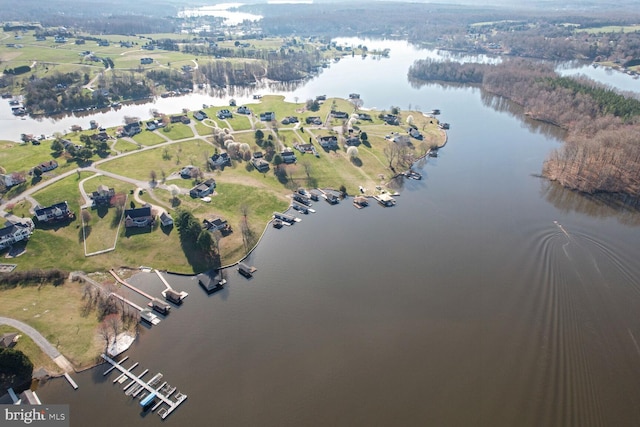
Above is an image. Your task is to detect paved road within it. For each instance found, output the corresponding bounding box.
[0,316,75,372]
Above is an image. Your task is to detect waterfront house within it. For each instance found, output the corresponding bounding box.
[0,220,34,250]
[0,332,19,348]
[324,192,339,204]
[217,109,233,119]
[189,178,216,198]
[382,114,399,125]
[209,152,231,169]
[146,120,157,130]
[122,122,141,137]
[124,206,154,228]
[91,185,115,207]
[237,106,251,115]
[35,201,74,223]
[318,135,338,150]
[203,217,229,232]
[393,134,411,145]
[353,195,368,208]
[159,212,173,227]
[316,95,326,101]
[259,111,276,121]
[194,110,207,121]
[408,127,423,140]
[357,113,372,121]
[331,110,349,119]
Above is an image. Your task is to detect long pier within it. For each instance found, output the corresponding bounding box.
[101,354,187,419]
[110,269,154,301]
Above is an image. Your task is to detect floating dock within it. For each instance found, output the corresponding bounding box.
[273,212,300,224]
[101,354,187,420]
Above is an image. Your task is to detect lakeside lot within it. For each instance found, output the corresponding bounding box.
[0,95,445,371]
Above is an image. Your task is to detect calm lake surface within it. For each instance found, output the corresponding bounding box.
[32,38,640,426]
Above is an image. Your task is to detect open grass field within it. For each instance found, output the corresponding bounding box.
[159,123,194,140]
[576,24,640,34]
[0,283,104,369]
[0,324,62,376]
[131,130,168,146]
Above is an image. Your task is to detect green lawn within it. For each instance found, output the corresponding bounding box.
[159,124,194,140]
[131,130,167,146]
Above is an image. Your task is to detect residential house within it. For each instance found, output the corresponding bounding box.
[331,110,349,119]
[345,136,361,147]
[180,116,191,124]
[0,220,34,250]
[209,153,231,169]
[349,93,360,99]
[281,150,297,164]
[35,201,74,223]
[180,165,199,178]
[315,95,326,101]
[236,106,251,115]
[281,116,298,125]
[124,206,154,228]
[159,212,173,227]
[408,127,423,140]
[203,217,229,232]
[91,185,115,206]
[170,115,183,124]
[97,40,109,46]
[357,113,372,121]
[122,122,141,137]
[382,114,399,125]
[194,110,207,121]
[0,332,19,348]
[140,57,153,65]
[259,111,276,121]
[393,134,411,145]
[305,116,322,125]
[189,178,216,198]
[1,173,25,188]
[318,135,338,150]
[146,120,157,131]
[89,131,109,142]
[251,152,270,172]
[35,160,58,172]
[217,109,233,119]
[294,143,315,153]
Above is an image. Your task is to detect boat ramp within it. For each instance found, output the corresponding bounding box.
[101,354,187,420]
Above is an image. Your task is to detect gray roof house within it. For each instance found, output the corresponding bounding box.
[124,206,154,228]
[0,220,34,250]
[189,178,216,198]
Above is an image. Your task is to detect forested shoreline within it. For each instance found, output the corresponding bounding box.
[409,59,640,203]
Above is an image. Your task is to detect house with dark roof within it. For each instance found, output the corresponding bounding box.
[35,201,74,223]
[345,136,361,147]
[0,220,34,250]
[251,152,270,172]
[91,185,115,206]
[382,114,399,125]
[331,110,349,119]
[318,135,338,150]
[160,212,173,227]
[217,109,233,119]
[124,206,154,228]
[189,178,216,198]
[281,150,297,164]
[236,106,251,115]
[209,153,231,169]
[259,111,276,121]
[36,160,58,172]
[0,332,19,348]
[305,116,322,125]
[122,122,141,137]
[203,217,229,232]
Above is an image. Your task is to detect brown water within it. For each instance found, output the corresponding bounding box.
[34,40,640,427]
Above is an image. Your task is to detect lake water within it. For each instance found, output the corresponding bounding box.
[28,38,640,426]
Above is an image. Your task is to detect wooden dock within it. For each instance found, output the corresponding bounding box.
[110,269,155,301]
[101,354,187,420]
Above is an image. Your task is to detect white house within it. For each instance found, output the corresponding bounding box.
[0,220,34,250]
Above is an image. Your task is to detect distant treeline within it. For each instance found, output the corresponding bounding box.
[0,269,68,289]
[409,58,640,200]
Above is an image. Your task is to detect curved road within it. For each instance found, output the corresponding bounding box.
[0,316,74,372]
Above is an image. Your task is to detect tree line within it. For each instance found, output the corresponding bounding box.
[409,58,640,201]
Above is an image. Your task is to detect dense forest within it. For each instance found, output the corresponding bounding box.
[409,59,640,201]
